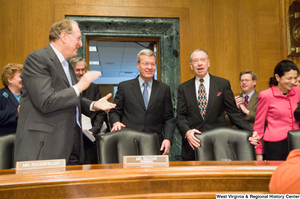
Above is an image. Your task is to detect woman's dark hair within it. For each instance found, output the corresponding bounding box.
[269,60,299,87]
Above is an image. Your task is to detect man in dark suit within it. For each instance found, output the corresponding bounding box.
[14,19,116,165]
[70,57,108,164]
[176,49,260,160]
[109,49,175,155]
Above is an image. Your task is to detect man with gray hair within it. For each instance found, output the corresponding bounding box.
[70,57,109,164]
[109,49,175,155]
[176,49,259,161]
[14,19,115,165]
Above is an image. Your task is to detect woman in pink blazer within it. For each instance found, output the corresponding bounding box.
[254,60,300,161]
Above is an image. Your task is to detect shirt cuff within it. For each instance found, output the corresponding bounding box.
[90,101,96,111]
[72,86,80,97]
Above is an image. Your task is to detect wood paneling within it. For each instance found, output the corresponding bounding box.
[0,0,294,94]
[283,0,300,67]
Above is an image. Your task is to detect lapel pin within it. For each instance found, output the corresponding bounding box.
[2,92,9,98]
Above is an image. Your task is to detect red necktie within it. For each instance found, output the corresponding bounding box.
[243,95,249,108]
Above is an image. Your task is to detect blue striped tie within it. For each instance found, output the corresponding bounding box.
[62,60,81,127]
[143,81,149,109]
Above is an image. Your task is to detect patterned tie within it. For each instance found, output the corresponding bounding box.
[62,60,81,128]
[243,95,249,108]
[198,79,207,118]
[143,81,149,109]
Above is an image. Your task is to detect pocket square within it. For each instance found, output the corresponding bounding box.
[217,92,222,96]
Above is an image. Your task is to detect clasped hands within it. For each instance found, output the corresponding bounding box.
[235,96,249,115]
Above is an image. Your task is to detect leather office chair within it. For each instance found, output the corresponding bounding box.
[0,134,15,169]
[288,130,300,151]
[96,128,160,164]
[194,127,255,161]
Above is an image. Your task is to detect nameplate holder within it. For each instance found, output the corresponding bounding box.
[16,159,66,170]
[123,155,169,168]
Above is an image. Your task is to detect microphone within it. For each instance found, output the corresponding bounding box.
[133,139,140,155]
[36,141,44,160]
[227,140,238,160]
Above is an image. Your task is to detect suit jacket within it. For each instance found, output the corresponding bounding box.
[238,90,259,127]
[254,86,300,154]
[82,83,108,135]
[0,87,19,135]
[109,77,175,144]
[14,44,92,164]
[176,75,253,160]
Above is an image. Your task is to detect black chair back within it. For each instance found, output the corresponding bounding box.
[96,128,160,164]
[0,134,15,169]
[288,130,300,151]
[195,127,255,161]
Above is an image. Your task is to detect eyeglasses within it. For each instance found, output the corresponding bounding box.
[141,62,156,67]
[240,79,253,83]
[192,58,208,63]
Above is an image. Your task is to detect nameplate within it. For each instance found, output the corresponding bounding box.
[16,159,66,170]
[16,167,66,175]
[123,155,169,168]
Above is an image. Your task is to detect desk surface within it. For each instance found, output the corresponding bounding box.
[0,161,283,199]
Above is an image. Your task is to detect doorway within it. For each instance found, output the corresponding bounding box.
[86,37,160,100]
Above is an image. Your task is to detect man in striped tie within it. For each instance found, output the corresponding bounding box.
[233,70,259,128]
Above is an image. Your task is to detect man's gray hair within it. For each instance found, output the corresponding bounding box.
[70,57,87,69]
[137,49,157,63]
[190,49,209,62]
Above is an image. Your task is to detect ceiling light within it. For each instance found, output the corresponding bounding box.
[89,61,100,65]
[105,62,116,65]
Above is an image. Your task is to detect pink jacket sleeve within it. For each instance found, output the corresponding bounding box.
[253,91,269,154]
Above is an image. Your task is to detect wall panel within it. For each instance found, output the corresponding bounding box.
[1,0,287,94]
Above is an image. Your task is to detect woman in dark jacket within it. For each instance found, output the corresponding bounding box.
[0,63,23,135]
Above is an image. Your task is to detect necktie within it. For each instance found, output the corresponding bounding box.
[62,60,81,128]
[198,79,207,118]
[244,95,249,108]
[143,81,149,109]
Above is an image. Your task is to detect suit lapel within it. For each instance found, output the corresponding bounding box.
[5,87,19,107]
[45,45,70,87]
[247,90,258,110]
[147,80,159,110]
[187,78,203,120]
[205,75,219,119]
[131,77,146,110]
[68,60,78,85]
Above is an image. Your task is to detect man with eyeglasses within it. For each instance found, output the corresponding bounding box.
[109,49,175,155]
[176,49,260,161]
[232,70,259,128]
[70,57,109,164]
